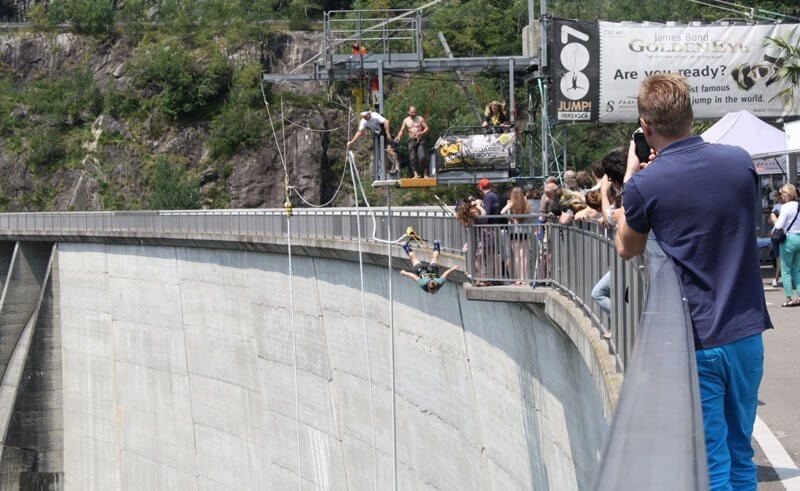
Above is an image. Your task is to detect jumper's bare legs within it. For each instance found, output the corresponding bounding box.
[386,145,400,175]
[431,246,440,267]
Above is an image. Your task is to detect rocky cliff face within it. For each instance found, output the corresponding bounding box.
[0,29,347,211]
[0,0,31,21]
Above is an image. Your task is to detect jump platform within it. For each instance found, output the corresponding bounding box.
[371,178,437,189]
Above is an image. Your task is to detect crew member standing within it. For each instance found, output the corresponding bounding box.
[347,110,401,177]
[395,106,430,178]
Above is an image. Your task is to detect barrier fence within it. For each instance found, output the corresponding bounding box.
[0,208,467,254]
[466,218,647,370]
[466,218,544,284]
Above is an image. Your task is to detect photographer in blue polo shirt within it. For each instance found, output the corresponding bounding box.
[614,74,772,491]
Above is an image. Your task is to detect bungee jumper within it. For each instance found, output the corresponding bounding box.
[400,240,459,294]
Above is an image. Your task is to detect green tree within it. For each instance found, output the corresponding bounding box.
[25,70,102,127]
[147,158,200,210]
[48,0,116,35]
[132,42,232,120]
[208,104,266,159]
[26,127,66,168]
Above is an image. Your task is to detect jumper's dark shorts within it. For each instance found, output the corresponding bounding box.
[377,128,398,151]
[414,262,439,277]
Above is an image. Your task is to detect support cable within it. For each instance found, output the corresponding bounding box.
[349,153,380,489]
[282,115,356,133]
[289,107,354,208]
[348,151,408,245]
[265,83,302,489]
[285,215,302,490]
[261,79,353,208]
[385,188,398,491]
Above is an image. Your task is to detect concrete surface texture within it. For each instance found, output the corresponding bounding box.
[56,242,608,490]
[0,243,62,490]
[753,288,800,490]
[0,242,52,384]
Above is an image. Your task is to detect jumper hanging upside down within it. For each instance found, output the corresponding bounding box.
[400,240,459,294]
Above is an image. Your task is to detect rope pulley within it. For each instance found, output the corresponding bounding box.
[284,175,293,218]
[284,196,293,219]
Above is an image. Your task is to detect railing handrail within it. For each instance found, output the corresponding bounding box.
[592,240,707,491]
[0,207,453,216]
[0,208,468,254]
[327,8,417,15]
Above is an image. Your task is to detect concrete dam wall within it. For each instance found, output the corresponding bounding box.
[3,241,610,490]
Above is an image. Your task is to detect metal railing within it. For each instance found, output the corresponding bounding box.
[551,222,647,371]
[0,208,467,254]
[466,218,545,284]
[324,9,422,59]
[467,218,647,370]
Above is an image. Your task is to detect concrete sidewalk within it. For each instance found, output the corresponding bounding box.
[757,286,800,489]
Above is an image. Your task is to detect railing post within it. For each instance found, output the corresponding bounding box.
[416,11,423,64]
[467,225,476,280]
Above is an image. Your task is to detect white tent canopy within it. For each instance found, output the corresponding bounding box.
[701,110,786,175]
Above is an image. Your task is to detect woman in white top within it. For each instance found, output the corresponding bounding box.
[773,184,800,306]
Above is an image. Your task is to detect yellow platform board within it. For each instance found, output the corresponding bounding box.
[398,177,437,188]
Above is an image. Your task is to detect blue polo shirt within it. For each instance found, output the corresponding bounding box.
[623,136,772,349]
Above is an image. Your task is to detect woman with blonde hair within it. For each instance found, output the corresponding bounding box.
[501,186,533,285]
[773,183,800,307]
[482,100,510,134]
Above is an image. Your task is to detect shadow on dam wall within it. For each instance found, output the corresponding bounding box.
[4,241,609,489]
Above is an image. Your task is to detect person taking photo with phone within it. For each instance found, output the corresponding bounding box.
[614,74,772,491]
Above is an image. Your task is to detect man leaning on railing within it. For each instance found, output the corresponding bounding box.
[614,74,772,491]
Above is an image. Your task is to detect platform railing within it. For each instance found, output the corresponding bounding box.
[465,218,545,283]
[324,9,421,58]
[550,221,647,371]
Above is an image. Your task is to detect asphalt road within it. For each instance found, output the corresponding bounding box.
[757,285,800,489]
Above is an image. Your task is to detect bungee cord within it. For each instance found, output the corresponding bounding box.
[264,80,400,489]
[349,152,381,490]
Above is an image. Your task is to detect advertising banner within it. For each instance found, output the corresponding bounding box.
[434,132,515,170]
[549,19,601,122]
[550,19,800,122]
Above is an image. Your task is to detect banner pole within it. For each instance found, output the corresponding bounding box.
[539,0,550,177]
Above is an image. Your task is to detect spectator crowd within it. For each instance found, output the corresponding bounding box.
[455,145,629,295]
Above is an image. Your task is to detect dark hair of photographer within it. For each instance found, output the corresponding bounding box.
[601,147,627,185]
